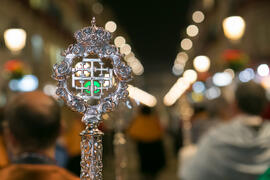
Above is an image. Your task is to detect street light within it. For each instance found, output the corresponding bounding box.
[222,16,246,41]
[4,28,27,53]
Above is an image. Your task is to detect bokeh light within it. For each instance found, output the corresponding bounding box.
[222,16,246,41]
[257,64,269,77]
[43,84,57,96]
[238,68,255,82]
[105,21,117,33]
[181,38,193,50]
[172,64,184,76]
[193,55,210,72]
[203,0,215,10]
[213,72,232,87]
[183,69,197,83]
[92,2,103,14]
[224,68,235,79]
[192,81,205,93]
[4,28,27,53]
[191,92,204,102]
[120,44,132,55]
[9,79,20,91]
[128,85,157,107]
[163,77,190,106]
[130,61,144,75]
[18,75,39,92]
[114,36,126,48]
[205,86,221,100]
[186,25,199,37]
[175,52,189,65]
[192,11,205,23]
[261,76,270,89]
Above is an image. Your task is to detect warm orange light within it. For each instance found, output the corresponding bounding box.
[105,21,117,33]
[222,16,246,41]
[193,56,210,72]
[163,78,191,106]
[4,28,27,53]
[128,85,157,107]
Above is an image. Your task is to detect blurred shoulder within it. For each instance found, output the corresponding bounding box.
[0,164,79,180]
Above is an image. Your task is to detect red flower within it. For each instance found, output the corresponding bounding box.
[4,60,23,72]
[222,49,242,62]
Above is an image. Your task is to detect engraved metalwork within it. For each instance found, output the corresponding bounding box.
[71,58,113,100]
[81,123,103,180]
[52,17,132,180]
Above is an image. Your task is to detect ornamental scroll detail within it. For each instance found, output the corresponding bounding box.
[52,17,132,180]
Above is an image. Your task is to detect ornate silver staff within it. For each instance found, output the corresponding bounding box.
[52,17,132,180]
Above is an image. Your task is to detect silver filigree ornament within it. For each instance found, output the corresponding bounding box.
[52,17,132,180]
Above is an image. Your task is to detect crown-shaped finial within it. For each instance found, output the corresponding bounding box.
[74,17,112,45]
[91,17,96,27]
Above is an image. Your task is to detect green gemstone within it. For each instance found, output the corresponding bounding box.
[84,81,101,94]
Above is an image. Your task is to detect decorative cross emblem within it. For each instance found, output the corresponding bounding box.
[72,58,113,100]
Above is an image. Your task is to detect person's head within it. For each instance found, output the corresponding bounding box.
[4,91,60,155]
[235,81,267,115]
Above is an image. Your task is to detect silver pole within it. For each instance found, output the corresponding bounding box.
[80,122,103,180]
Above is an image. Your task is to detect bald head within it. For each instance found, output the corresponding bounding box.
[4,91,60,151]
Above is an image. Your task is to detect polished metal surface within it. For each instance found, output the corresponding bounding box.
[53,17,132,180]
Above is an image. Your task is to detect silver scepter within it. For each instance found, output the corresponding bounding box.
[52,17,132,180]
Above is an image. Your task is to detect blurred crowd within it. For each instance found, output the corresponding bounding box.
[1,81,270,180]
[179,82,270,180]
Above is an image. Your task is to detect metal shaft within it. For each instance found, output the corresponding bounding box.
[80,122,104,180]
